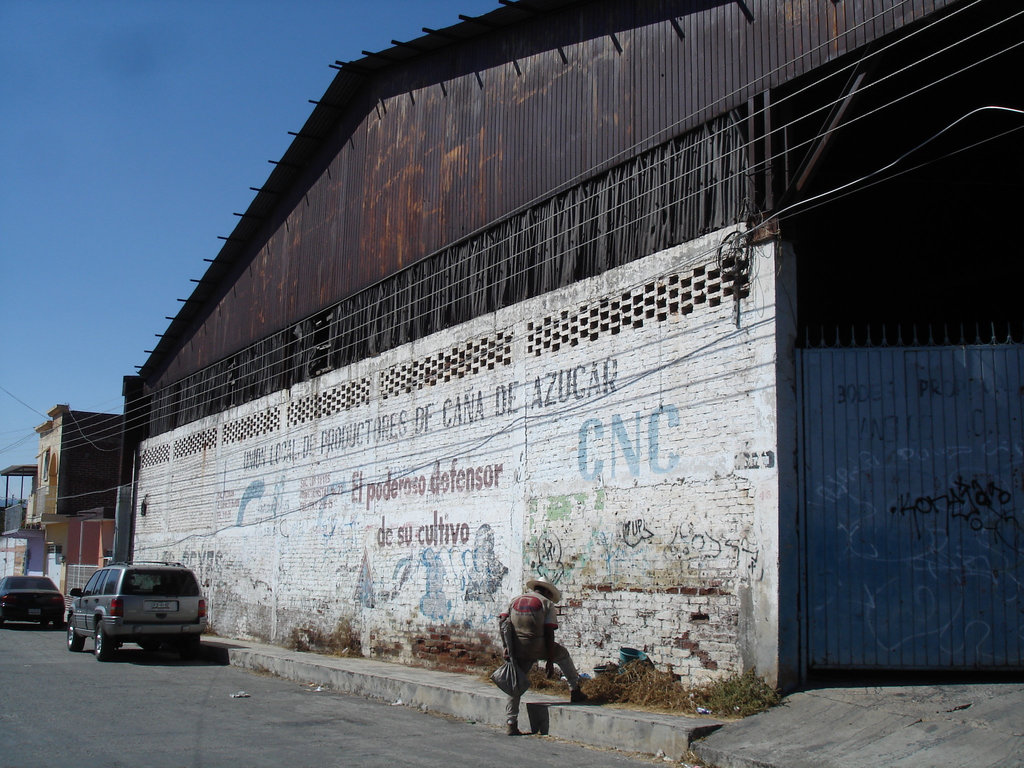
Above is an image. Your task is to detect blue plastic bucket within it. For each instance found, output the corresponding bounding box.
[619,647,649,666]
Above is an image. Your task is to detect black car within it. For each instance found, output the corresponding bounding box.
[0,576,66,627]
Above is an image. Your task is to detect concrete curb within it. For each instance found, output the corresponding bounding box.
[201,638,1024,767]
[201,637,722,760]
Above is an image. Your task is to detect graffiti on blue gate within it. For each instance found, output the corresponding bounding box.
[890,474,1020,546]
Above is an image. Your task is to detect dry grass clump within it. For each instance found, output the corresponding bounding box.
[584,660,692,710]
[526,665,571,691]
[687,668,782,717]
[287,618,362,657]
[499,660,780,718]
[584,662,780,717]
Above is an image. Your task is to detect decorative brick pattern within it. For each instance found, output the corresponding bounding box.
[223,408,282,445]
[173,428,217,458]
[380,332,512,400]
[140,444,170,469]
[527,256,749,356]
[286,378,372,426]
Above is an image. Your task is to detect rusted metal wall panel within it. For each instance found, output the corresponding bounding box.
[150,0,956,389]
[147,110,750,433]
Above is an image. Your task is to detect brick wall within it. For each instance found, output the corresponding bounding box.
[57,411,123,517]
[134,229,783,682]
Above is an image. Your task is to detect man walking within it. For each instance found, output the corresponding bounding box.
[499,578,587,735]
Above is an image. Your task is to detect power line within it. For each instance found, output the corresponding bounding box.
[34,3,1024,457]
[138,93,1023,445]
[55,224,762,510]
[771,105,1024,223]
[136,5,1023,437]
[50,84,1024,519]
[50,80,1024,501]
[52,84,1023,460]
[0,384,49,420]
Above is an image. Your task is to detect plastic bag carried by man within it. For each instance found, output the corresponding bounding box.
[496,578,587,735]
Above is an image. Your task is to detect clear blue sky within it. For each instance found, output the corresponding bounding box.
[0,0,499,470]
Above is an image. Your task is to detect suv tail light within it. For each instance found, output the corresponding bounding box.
[198,598,206,618]
[109,597,124,617]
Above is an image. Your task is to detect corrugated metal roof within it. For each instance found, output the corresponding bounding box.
[138,0,967,382]
[139,0,580,380]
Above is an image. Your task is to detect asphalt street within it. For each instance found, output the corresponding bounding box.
[0,624,656,768]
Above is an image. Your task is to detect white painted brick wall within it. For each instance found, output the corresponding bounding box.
[135,229,781,681]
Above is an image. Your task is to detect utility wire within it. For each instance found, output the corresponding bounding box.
[47,86,1024,504]
[453,0,993,225]
[139,6,1024,433]
[39,4,1024,457]
[51,0,1015,453]
[0,384,49,420]
[771,105,1024,223]
[53,92,1022,463]
[139,88,1024,444]
[53,226,758,509]
[52,85,1024,460]
[773,122,1024,220]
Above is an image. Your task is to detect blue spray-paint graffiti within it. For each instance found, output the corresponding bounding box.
[578,404,680,479]
[356,549,375,608]
[419,549,451,620]
[362,520,507,624]
[463,524,508,600]
[237,479,264,525]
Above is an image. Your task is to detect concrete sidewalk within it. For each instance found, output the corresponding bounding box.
[200,637,1024,766]
[694,679,1024,768]
[200,636,722,760]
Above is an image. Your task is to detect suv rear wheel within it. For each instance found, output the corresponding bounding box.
[67,622,84,652]
[94,624,116,661]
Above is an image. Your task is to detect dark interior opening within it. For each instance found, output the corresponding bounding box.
[778,2,1024,347]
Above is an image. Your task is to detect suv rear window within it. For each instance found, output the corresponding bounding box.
[83,570,105,596]
[100,570,121,595]
[121,570,199,597]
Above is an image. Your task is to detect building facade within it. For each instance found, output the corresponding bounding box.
[135,229,793,679]
[127,0,1023,686]
[27,405,122,591]
[2,465,36,577]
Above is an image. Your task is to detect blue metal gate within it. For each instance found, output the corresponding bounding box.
[799,345,1024,669]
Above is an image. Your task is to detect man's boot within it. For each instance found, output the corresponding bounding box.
[506,719,522,736]
[570,688,588,703]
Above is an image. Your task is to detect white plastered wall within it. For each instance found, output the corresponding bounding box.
[135,229,784,682]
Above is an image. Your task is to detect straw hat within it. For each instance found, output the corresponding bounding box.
[526,578,562,603]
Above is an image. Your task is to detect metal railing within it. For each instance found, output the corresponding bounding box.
[3,502,26,535]
[64,564,99,594]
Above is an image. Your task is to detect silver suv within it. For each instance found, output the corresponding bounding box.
[66,562,207,661]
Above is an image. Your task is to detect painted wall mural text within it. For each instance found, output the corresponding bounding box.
[354,460,504,510]
[578,404,680,479]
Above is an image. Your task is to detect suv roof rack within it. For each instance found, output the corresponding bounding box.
[105,561,185,567]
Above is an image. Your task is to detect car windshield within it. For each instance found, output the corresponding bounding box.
[4,576,58,591]
[121,570,199,596]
